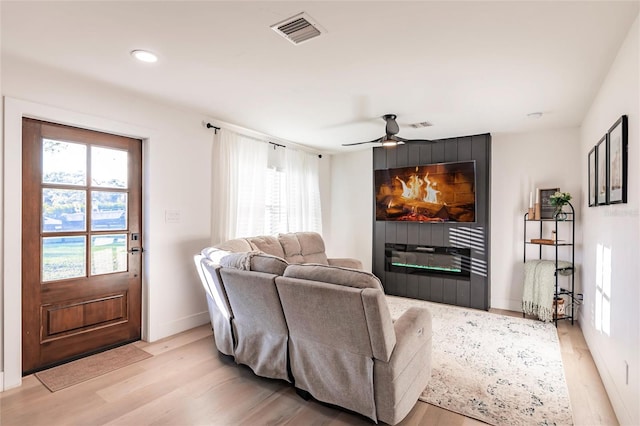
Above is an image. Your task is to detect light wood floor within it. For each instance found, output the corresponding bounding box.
[0,311,617,426]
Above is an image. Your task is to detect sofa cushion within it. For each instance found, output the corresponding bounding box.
[246,235,286,258]
[214,238,253,253]
[220,251,288,276]
[278,232,329,264]
[283,264,383,290]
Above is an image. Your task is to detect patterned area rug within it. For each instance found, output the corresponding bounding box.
[386,296,573,426]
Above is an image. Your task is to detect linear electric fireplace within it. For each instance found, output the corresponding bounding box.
[385,244,471,279]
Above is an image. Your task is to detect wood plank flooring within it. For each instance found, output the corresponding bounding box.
[0,312,617,426]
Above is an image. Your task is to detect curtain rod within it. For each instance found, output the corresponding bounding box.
[205,121,322,158]
[206,122,220,134]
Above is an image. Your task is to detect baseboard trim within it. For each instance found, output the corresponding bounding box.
[152,311,210,342]
[491,297,521,312]
[580,318,630,425]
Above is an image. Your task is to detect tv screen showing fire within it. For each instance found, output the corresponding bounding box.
[374,161,476,223]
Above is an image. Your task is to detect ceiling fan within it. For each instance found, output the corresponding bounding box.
[341,114,432,147]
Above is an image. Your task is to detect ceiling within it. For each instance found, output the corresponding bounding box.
[1,1,638,152]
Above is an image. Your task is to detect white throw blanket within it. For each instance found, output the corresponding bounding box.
[522,259,572,322]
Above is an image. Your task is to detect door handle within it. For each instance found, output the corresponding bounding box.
[128,247,144,254]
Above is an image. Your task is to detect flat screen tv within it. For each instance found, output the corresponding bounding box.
[374,161,476,222]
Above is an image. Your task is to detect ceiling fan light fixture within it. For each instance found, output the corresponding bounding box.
[381,139,405,147]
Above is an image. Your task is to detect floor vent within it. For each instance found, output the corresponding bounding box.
[271,12,326,45]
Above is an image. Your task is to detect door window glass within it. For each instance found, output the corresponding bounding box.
[42,236,87,282]
[42,188,86,232]
[91,234,127,275]
[42,139,86,185]
[91,191,127,230]
[91,146,127,188]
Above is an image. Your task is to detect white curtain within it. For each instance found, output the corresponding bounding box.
[211,129,268,243]
[284,148,323,234]
[211,128,322,243]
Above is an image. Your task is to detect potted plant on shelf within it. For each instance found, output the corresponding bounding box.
[549,191,572,220]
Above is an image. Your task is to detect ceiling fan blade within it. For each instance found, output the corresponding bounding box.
[341,136,384,147]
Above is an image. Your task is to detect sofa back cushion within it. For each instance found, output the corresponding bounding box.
[283,263,383,290]
[278,232,329,264]
[220,251,288,276]
[246,235,286,258]
[213,238,253,253]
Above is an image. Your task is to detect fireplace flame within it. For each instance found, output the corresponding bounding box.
[423,173,440,203]
[395,171,440,204]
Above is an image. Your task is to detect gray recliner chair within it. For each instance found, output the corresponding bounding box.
[275,264,433,425]
[218,252,291,382]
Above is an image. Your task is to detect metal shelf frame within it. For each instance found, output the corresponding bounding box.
[523,202,575,326]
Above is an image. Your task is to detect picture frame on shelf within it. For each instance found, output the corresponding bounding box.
[607,115,628,204]
[540,187,559,219]
[588,146,597,207]
[596,135,608,205]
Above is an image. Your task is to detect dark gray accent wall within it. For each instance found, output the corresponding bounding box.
[372,134,491,310]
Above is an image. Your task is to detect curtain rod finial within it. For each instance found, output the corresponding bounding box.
[205,122,220,134]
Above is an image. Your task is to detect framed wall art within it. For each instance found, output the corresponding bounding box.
[596,135,608,205]
[607,115,628,204]
[588,147,597,207]
[540,187,559,219]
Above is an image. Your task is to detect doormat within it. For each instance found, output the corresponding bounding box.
[386,296,573,426]
[35,344,152,392]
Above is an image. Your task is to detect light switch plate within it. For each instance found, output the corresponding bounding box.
[165,209,181,223]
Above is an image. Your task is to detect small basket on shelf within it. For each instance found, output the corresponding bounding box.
[553,297,566,319]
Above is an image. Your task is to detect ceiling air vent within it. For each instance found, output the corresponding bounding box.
[271,12,326,45]
[409,121,434,129]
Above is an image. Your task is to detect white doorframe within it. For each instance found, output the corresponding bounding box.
[2,97,154,390]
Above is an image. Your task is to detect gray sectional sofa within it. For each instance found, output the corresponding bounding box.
[194,232,432,424]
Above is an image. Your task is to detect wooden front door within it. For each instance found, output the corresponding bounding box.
[22,118,143,374]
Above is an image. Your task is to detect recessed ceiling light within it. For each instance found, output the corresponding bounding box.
[130,50,158,63]
[527,112,543,119]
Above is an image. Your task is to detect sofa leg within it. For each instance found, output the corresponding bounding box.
[295,388,312,401]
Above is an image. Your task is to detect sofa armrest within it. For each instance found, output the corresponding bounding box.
[373,306,432,425]
[383,307,432,370]
[327,257,363,270]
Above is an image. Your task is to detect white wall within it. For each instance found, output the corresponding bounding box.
[491,128,582,311]
[0,53,332,391]
[579,16,639,426]
[1,55,214,389]
[0,2,4,391]
[325,149,373,271]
